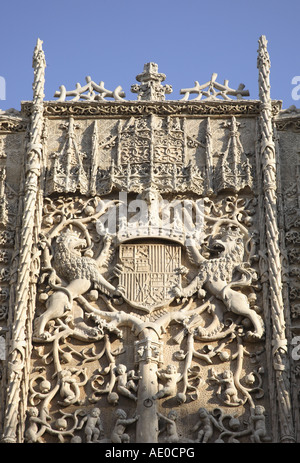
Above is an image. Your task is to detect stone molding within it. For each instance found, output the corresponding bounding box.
[20,100,282,119]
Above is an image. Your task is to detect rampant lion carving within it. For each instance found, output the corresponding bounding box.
[34,229,119,338]
[175,225,264,340]
[53,230,116,295]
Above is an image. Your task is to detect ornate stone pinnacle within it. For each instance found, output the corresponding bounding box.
[32,38,46,104]
[131,62,172,101]
[33,38,46,69]
[257,35,271,103]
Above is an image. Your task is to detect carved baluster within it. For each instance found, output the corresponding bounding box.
[257,35,295,442]
[182,117,187,166]
[65,117,74,191]
[230,116,239,175]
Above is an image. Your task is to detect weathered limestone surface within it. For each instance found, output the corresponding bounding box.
[0,36,299,443]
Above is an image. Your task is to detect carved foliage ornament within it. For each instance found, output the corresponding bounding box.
[27,192,269,443]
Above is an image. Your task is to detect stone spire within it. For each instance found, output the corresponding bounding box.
[32,38,46,104]
[2,38,46,443]
[131,62,172,101]
[257,34,295,443]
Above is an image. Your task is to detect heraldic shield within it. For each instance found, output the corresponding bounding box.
[118,242,181,313]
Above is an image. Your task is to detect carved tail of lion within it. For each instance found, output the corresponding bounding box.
[221,284,264,341]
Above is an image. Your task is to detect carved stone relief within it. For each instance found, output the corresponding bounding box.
[21,187,271,444]
[44,114,255,198]
[0,36,299,444]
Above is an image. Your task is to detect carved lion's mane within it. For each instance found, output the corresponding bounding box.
[198,230,245,282]
[52,230,111,295]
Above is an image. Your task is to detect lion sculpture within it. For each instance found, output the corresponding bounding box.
[34,229,119,338]
[175,225,264,340]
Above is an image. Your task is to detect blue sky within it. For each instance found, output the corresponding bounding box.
[1,0,300,110]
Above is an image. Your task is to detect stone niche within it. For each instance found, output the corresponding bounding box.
[0,37,300,444]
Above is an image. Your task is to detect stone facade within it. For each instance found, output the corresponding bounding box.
[0,36,299,443]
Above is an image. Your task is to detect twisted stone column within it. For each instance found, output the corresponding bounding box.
[2,39,46,442]
[257,35,295,443]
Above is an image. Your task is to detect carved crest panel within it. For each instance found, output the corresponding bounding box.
[118,242,181,312]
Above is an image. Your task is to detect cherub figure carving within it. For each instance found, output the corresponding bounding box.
[153,364,182,401]
[191,407,223,443]
[115,364,139,402]
[25,407,50,443]
[58,368,87,406]
[208,368,242,406]
[77,407,104,443]
[111,409,139,443]
[157,410,179,443]
[249,405,270,443]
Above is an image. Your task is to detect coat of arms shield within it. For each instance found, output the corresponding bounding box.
[118,242,181,313]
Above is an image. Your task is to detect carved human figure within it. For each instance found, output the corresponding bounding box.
[191,407,223,443]
[79,407,104,443]
[138,186,162,228]
[111,409,139,443]
[209,369,242,405]
[153,364,182,400]
[249,405,269,443]
[58,369,81,405]
[25,407,48,443]
[115,364,139,402]
[220,370,242,405]
[157,410,179,443]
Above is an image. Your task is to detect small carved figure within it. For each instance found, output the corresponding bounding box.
[209,369,242,405]
[25,407,49,443]
[58,368,86,406]
[153,364,182,400]
[221,370,241,405]
[157,410,179,443]
[191,407,223,443]
[249,405,270,443]
[111,409,139,443]
[78,407,104,443]
[115,364,139,402]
